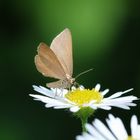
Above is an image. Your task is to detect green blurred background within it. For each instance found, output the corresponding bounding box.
[0,0,140,140]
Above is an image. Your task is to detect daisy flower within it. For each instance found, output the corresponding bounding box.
[76,114,140,140]
[29,84,137,113]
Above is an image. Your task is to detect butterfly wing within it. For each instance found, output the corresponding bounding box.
[35,42,66,79]
[50,28,73,77]
[47,79,72,88]
[46,80,66,88]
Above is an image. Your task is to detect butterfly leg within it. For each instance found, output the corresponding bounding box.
[73,81,80,88]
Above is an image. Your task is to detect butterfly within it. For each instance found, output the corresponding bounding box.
[35,28,76,89]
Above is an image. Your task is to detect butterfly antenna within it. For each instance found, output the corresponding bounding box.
[75,68,93,79]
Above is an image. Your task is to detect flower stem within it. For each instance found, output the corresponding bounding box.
[81,116,88,132]
[74,107,94,132]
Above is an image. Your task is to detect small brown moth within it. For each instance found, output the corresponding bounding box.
[35,28,93,89]
[35,28,75,88]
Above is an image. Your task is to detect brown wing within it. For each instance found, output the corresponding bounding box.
[35,42,66,79]
[47,80,71,88]
[50,28,73,77]
[47,80,63,88]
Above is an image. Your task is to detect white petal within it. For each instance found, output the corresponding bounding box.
[131,115,138,138]
[79,85,85,90]
[98,105,112,110]
[101,89,109,96]
[29,94,71,109]
[53,104,72,109]
[85,124,107,140]
[103,96,138,105]
[122,88,133,94]
[136,125,140,138]
[76,114,140,140]
[70,106,80,112]
[106,88,133,99]
[93,119,117,140]
[106,92,125,99]
[128,102,137,106]
[95,84,101,91]
[50,88,68,97]
[89,104,98,110]
[45,102,71,108]
[32,85,55,97]
[112,104,130,110]
[30,94,55,103]
[85,123,96,136]
[102,102,131,109]
[77,133,94,140]
[90,103,112,110]
[76,135,85,140]
[105,95,137,102]
[107,115,128,140]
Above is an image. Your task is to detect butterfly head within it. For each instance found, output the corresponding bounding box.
[66,74,75,84]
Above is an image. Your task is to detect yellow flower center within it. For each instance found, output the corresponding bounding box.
[65,88,103,106]
[126,136,137,140]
